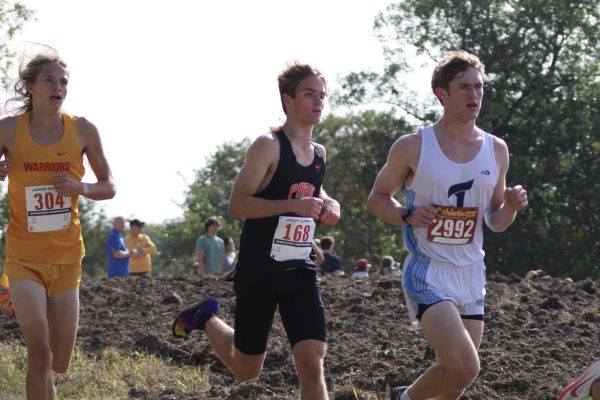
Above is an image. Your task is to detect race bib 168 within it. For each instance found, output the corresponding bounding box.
[270,216,315,262]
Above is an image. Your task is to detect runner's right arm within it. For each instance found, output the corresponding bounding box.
[367,133,438,228]
[229,134,323,219]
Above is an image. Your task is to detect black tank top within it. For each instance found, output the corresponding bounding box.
[236,129,325,271]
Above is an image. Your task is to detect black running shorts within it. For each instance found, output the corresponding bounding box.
[233,267,326,355]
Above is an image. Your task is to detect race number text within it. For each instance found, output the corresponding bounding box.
[25,185,72,232]
[270,216,316,262]
[427,205,478,245]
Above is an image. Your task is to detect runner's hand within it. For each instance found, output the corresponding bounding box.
[318,198,340,226]
[53,174,83,196]
[293,197,324,219]
[406,205,440,228]
[504,185,528,212]
[0,159,11,181]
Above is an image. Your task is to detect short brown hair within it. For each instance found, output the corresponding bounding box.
[431,50,485,104]
[278,61,326,114]
[204,216,221,232]
[320,236,335,251]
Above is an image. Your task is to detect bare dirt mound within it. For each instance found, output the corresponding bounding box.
[1,271,599,399]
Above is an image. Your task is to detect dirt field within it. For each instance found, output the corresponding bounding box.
[1,270,599,399]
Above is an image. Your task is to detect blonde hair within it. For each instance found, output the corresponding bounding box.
[6,51,68,114]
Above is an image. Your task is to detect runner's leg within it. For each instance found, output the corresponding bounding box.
[47,289,79,373]
[204,317,266,381]
[430,318,483,400]
[292,339,328,400]
[10,279,55,400]
[593,381,600,400]
[406,301,480,400]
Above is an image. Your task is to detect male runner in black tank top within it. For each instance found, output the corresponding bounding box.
[172,62,340,400]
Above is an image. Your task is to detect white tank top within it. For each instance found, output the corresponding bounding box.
[403,125,499,266]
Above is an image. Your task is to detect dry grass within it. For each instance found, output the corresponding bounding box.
[0,342,208,400]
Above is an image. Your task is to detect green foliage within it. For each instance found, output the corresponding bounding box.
[79,198,110,278]
[336,0,600,278]
[153,139,250,273]
[314,111,410,271]
[0,1,35,89]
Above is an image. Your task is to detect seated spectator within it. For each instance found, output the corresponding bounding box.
[351,258,371,280]
[320,236,344,276]
[380,256,402,276]
[223,236,237,273]
[379,256,395,275]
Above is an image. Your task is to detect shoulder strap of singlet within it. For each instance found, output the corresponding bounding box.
[15,112,28,134]
[62,112,78,137]
[313,141,324,160]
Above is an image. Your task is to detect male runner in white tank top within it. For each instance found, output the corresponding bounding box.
[367,51,528,400]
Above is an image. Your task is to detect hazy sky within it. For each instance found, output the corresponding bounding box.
[2,0,402,223]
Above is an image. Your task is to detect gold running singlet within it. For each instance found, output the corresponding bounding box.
[5,112,85,264]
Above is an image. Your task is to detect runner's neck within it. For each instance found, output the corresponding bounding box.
[434,118,480,142]
[281,121,313,147]
[29,110,63,137]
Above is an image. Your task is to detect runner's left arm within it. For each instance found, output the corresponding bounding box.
[312,240,325,266]
[485,137,528,232]
[315,144,340,226]
[318,187,340,226]
[53,117,116,200]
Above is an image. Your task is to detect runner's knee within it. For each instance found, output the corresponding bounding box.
[27,343,53,373]
[295,352,325,382]
[52,356,71,374]
[231,363,262,382]
[447,357,479,390]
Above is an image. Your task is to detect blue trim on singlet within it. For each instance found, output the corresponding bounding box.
[402,189,442,310]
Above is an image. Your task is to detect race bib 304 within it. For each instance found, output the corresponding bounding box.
[25,185,72,232]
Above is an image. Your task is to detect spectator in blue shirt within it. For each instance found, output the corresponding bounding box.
[196,217,225,275]
[106,216,135,277]
[320,236,344,276]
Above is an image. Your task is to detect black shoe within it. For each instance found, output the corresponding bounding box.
[390,386,408,400]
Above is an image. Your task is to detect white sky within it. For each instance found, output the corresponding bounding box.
[3,0,403,223]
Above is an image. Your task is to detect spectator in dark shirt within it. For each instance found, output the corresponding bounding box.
[319,236,344,276]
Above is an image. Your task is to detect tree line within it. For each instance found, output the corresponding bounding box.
[1,0,599,279]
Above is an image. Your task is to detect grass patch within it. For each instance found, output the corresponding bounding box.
[0,342,208,399]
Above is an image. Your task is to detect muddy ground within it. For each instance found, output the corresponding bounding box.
[1,270,599,399]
